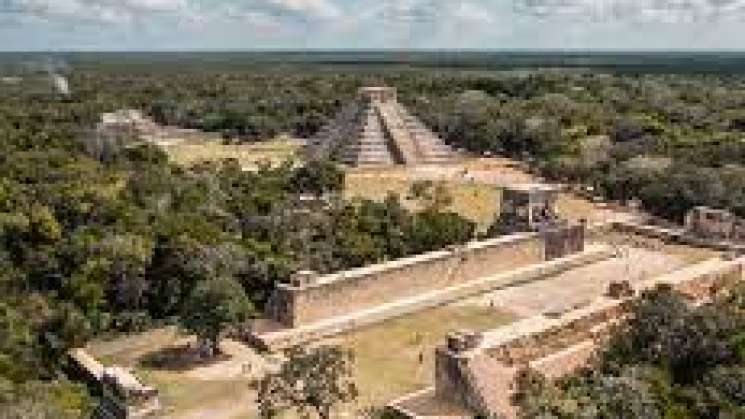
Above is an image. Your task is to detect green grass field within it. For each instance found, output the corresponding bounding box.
[324,304,515,408]
[344,168,502,231]
[161,137,303,170]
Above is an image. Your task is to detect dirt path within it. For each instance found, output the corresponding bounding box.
[173,392,257,419]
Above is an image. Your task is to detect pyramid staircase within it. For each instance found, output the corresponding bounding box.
[307,87,458,167]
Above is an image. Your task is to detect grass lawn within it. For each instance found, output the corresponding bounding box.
[323,303,516,408]
[344,168,502,231]
[86,302,515,417]
[87,328,258,418]
[140,372,255,419]
[161,137,303,170]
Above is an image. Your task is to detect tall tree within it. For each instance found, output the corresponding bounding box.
[179,277,252,358]
[258,345,358,419]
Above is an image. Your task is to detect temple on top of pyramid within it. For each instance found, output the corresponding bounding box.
[306,86,459,166]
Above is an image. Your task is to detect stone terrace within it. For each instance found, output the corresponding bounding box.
[306,86,459,166]
[391,255,744,418]
[247,226,594,351]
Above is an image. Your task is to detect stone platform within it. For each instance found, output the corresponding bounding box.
[245,245,612,351]
[306,86,459,167]
[389,255,744,418]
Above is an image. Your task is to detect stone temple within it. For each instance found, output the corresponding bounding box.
[306,87,458,166]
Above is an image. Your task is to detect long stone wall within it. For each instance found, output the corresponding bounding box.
[267,232,547,328]
[254,246,611,351]
[428,256,744,418]
[68,349,160,418]
[611,220,745,253]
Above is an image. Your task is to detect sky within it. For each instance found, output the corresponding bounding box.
[2,0,745,51]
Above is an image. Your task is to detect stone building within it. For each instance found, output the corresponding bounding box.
[685,206,745,242]
[390,255,745,418]
[98,367,160,419]
[498,184,562,232]
[98,109,148,140]
[68,349,160,419]
[306,86,458,166]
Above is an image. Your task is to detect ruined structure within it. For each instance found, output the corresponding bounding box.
[612,211,745,253]
[98,367,160,419]
[685,206,745,242]
[97,109,214,145]
[68,349,160,419]
[498,184,562,232]
[251,223,593,350]
[306,87,458,166]
[390,254,744,418]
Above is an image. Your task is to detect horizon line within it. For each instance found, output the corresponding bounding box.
[3,48,745,54]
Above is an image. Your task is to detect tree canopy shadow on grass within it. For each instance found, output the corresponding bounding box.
[138,343,233,372]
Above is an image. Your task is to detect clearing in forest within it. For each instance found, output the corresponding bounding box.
[323,304,515,408]
[85,303,514,418]
[160,136,304,170]
[343,157,633,230]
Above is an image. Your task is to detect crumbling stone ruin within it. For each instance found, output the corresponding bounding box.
[685,206,745,243]
[252,223,593,350]
[98,109,146,140]
[306,86,458,166]
[494,184,563,233]
[96,109,213,145]
[98,367,160,419]
[543,222,585,260]
[612,210,745,253]
[68,349,160,419]
[390,254,744,418]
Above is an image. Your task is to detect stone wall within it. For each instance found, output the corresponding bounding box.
[268,232,546,328]
[544,223,585,260]
[256,246,611,351]
[612,220,745,253]
[485,298,627,366]
[435,339,519,419]
[685,206,745,242]
[529,339,598,379]
[432,256,745,418]
[68,349,160,419]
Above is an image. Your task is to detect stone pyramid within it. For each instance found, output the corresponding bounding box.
[306,87,458,166]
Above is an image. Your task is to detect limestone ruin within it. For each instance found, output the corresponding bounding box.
[97,109,215,145]
[499,184,562,232]
[685,206,745,243]
[68,349,160,419]
[250,223,591,351]
[390,254,744,418]
[615,209,745,253]
[306,86,458,166]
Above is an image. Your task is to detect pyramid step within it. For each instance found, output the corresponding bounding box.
[307,93,454,167]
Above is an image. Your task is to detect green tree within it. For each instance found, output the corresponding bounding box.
[289,160,343,195]
[179,277,252,358]
[258,345,358,419]
[0,379,92,419]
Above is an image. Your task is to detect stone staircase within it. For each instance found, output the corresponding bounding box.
[307,86,459,167]
[340,107,397,166]
[394,103,458,164]
[306,101,361,161]
[466,356,519,418]
[376,102,419,164]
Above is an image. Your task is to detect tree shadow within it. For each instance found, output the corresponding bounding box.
[138,344,232,372]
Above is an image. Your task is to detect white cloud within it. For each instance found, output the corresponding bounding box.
[452,2,495,23]
[361,0,493,26]
[514,0,745,22]
[266,0,341,19]
[2,0,194,24]
[125,0,188,12]
[3,0,745,49]
[318,0,502,48]
[1,0,342,26]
